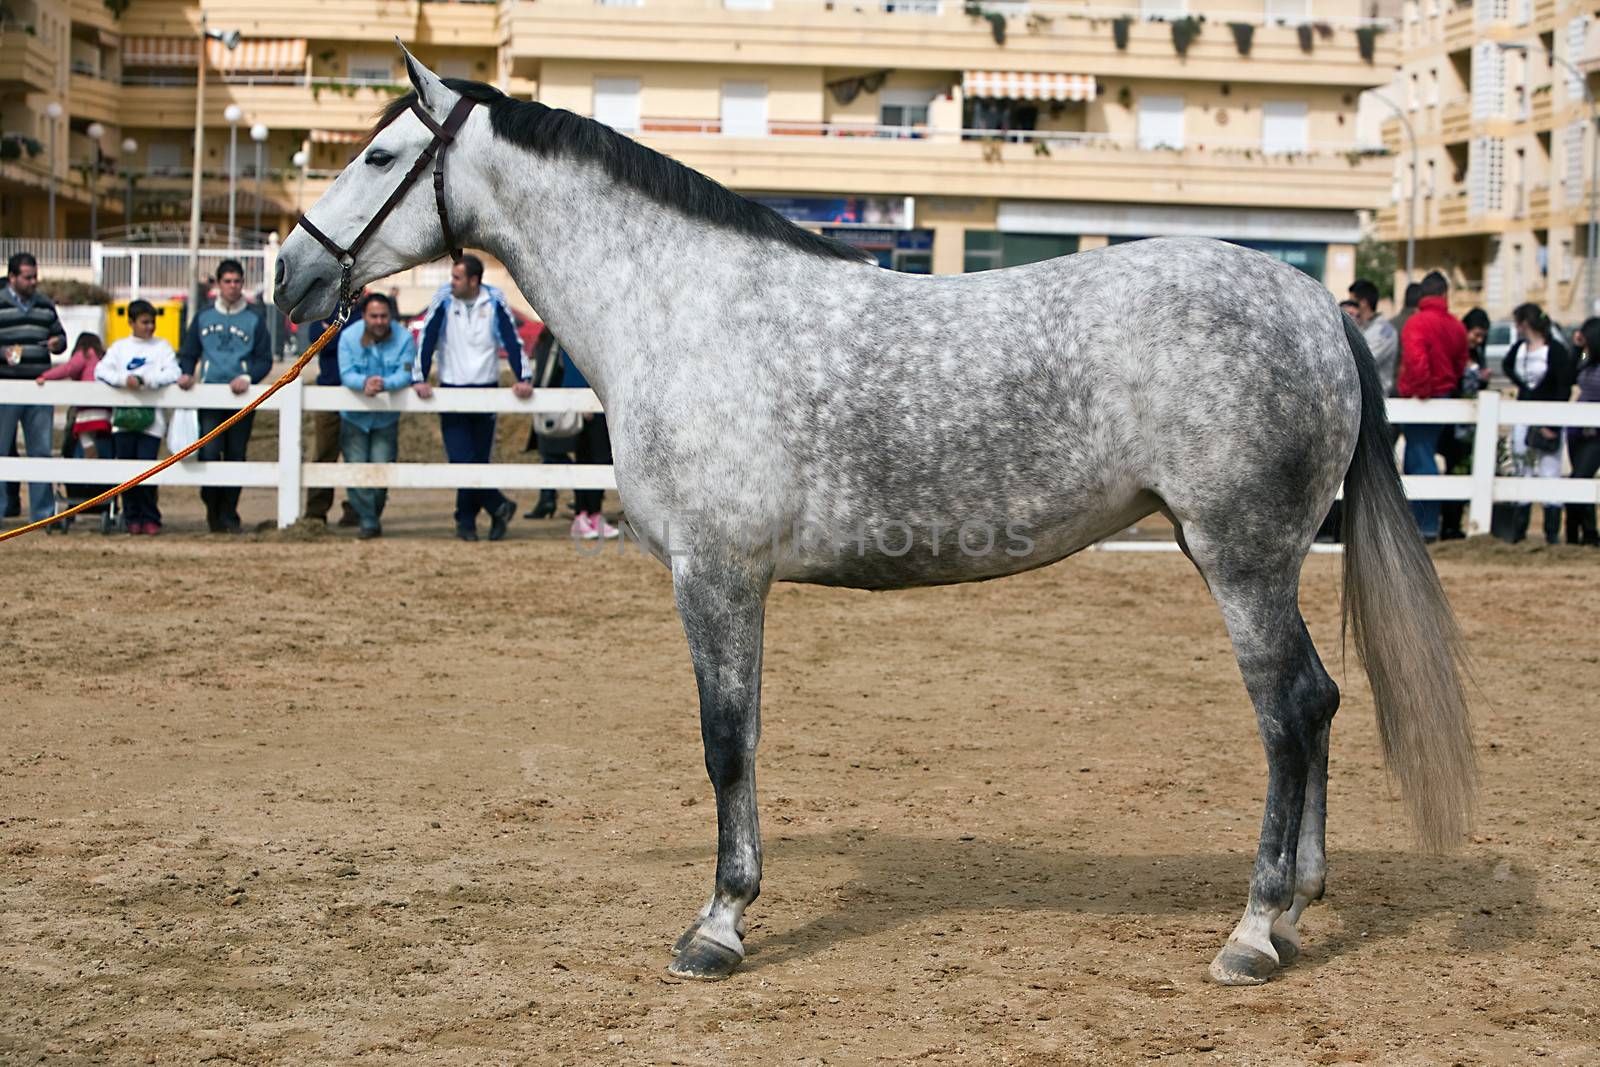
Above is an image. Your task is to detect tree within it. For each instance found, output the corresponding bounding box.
[1355,234,1397,302]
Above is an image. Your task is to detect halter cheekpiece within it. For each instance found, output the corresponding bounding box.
[296,94,477,314]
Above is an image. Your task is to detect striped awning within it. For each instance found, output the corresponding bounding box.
[962,70,1096,102]
[122,36,307,72]
[309,129,365,144]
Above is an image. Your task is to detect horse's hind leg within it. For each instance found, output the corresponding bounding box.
[666,556,771,980]
[1182,536,1339,985]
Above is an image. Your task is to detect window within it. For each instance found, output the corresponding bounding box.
[720,81,768,137]
[1428,68,1440,106]
[594,77,641,133]
[964,231,1078,271]
[1136,95,1184,150]
[1262,100,1308,154]
[1426,159,1437,197]
[148,143,182,174]
[880,89,936,135]
[347,53,394,82]
[435,59,473,80]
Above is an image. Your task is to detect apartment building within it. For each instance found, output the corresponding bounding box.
[10,0,1394,299]
[1377,0,1600,322]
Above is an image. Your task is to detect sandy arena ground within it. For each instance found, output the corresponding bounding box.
[2,476,1598,1064]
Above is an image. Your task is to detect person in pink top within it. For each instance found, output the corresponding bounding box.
[36,332,114,460]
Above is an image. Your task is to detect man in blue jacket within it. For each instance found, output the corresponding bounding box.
[338,293,415,540]
[177,258,272,533]
[414,254,532,541]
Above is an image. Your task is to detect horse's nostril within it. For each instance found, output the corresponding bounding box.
[274,258,287,286]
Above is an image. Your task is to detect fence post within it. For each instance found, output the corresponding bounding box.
[129,250,141,302]
[277,374,304,528]
[1468,390,1501,536]
[90,240,104,289]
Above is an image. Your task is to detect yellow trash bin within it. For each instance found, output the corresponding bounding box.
[106,299,184,350]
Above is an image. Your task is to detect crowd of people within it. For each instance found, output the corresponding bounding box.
[1340,269,1599,546]
[5,247,1598,544]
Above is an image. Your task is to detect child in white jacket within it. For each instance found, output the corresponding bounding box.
[96,300,180,534]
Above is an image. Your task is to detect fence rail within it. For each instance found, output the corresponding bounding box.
[0,383,1595,534]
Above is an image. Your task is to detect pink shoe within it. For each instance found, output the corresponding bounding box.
[594,515,621,540]
[570,513,599,540]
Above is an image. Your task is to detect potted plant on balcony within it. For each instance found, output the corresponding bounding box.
[1229,21,1253,56]
[1355,24,1383,63]
[1112,15,1132,51]
[1171,16,1202,57]
[1297,23,1314,53]
[964,2,1007,44]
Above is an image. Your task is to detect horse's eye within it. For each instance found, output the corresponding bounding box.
[365,149,395,168]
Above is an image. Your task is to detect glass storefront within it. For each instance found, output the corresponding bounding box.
[963,231,1080,272]
[823,228,934,273]
[1108,235,1327,281]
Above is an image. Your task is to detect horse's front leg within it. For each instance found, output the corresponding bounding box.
[667,556,771,980]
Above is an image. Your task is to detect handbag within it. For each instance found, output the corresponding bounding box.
[1526,426,1562,454]
[166,408,200,456]
[533,343,583,443]
[112,405,155,433]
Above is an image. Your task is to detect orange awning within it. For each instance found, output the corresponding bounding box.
[123,36,306,72]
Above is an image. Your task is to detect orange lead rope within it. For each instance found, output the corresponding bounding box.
[0,311,351,544]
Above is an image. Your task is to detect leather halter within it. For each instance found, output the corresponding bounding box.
[296,94,477,307]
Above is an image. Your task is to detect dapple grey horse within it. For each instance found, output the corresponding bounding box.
[274,48,1475,986]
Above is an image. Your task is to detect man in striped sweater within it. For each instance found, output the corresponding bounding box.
[0,253,68,525]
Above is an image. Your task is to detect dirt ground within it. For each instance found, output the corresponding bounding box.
[2,504,1598,1065]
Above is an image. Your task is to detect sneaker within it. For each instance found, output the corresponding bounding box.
[358,525,382,541]
[126,522,146,536]
[595,515,621,540]
[455,524,479,542]
[570,512,599,540]
[488,498,516,542]
[141,523,160,536]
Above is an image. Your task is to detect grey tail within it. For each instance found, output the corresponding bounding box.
[1339,314,1476,850]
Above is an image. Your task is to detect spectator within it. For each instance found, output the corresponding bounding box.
[1437,308,1493,541]
[96,300,181,535]
[557,344,620,541]
[0,252,68,526]
[414,254,532,542]
[303,308,361,529]
[1503,304,1578,544]
[1398,270,1470,542]
[1338,298,1360,319]
[1390,281,1423,340]
[37,332,113,460]
[523,329,579,520]
[177,258,271,533]
[338,294,415,541]
[1567,317,1600,547]
[1349,279,1399,396]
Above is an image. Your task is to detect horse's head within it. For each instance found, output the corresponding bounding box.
[275,44,470,322]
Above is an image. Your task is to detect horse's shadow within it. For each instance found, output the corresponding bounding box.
[647,829,1539,973]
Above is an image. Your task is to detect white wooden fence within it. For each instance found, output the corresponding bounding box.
[0,382,1597,535]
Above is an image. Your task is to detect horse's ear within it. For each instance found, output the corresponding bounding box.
[395,38,450,117]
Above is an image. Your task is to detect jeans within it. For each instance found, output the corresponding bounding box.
[1401,422,1443,539]
[340,418,399,530]
[197,408,255,529]
[113,431,162,526]
[439,394,509,528]
[305,409,350,521]
[0,402,55,522]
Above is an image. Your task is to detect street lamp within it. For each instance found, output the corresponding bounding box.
[1368,90,1417,291]
[1500,41,1598,315]
[45,100,63,242]
[187,18,241,309]
[250,123,269,240]
[121,136,138,233]
[225,103,243,247]
[86,122,106,240]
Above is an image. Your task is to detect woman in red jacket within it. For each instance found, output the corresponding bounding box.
[1397,272,1470,541]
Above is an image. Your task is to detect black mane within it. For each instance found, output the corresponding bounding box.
[377,80,872,265]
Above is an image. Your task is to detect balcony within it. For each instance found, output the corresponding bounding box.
[119,76,405,131]
[69,0,119,33]
[1443,4,1474,52]
[625,122,1390,210]
[505,1,1395,87]
[1530,88,1554,130]
[1375,191,1477,240]
[1529,183,1551,219]
[70,73,119,125]
[0,29,55,93]
[417,0,500,47]
[194,0,420,42]
[1441,97,1471,142]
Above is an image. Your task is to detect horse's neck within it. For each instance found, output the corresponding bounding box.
[461,142,820,398]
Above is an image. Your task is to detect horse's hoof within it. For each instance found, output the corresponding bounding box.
[1208,941,1279,986]
[670,920,702,957]
[666,934,743,981]
[1269,931,1300,967]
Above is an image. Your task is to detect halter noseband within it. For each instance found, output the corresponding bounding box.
[296,94,477,313]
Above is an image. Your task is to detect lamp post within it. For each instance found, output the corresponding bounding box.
[1501,41,1598,315]
[45,100,63,242]
[250,123,269,241]
[187,18,241,310]
[121,137,138,233]
[1368,89,1417,290]
[224,104,243,247]
[85,122,106,240]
